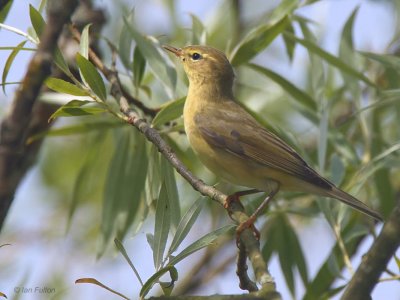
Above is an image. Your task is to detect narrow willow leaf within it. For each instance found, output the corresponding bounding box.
[168,225,235,266]
[119,23,132,69]
[168,197,205,256]
[101,129,131,249]
[124,18,176,95]
[27,119,124,143]
[190,13,206,45]
[45,77,88,96]
[132,45,146,87]
[48,100,104,122]
[231,16,289,66]
[269,0,298,24]
[54,46,72,76]
[0,291,6,298]
[302,222,360,300]
[160,157,180,228]
[38,0,47,12]
[395,255,400,271]
[282,23,296,61]
[29,4,45,38]
[152,97,185,128]
[79,23,91,59]
[139,266,176,299]
[114,238,144,286]
[318,103,329,171]
[76,53,107,101]
[360,51,400,72]
[117,132,149,240]
[75,278,129,300]
[2,40,26,93]
[67,136,102,230]
[248,63,317,111]
[0,0,13,23]
[153,183,171,269]
[284,32,375,86]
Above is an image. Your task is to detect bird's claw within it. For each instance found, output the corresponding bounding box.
[236,217,260,246]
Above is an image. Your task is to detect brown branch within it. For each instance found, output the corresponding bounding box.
[0,0,79,230]
[341,199,400,300]
[70,28,280,298]
[237,240,258,292]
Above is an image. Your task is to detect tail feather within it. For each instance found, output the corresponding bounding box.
[325,187,383,222]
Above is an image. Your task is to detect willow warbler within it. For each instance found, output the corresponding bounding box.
[163,45,382,222]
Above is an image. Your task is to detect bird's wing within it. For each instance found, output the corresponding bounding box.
[194,102,331,190]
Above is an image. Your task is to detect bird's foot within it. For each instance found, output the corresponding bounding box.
[223,189,260,209]
[236,216,260,245]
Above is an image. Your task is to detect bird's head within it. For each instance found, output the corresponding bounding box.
[163,45,235,85]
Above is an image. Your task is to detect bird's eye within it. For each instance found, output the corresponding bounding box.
[191,53,202,60]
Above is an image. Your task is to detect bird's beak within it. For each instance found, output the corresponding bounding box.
[162,45,183,58]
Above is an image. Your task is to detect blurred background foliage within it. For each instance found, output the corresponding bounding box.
[1,0,400,299]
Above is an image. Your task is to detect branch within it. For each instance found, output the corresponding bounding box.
[70,28,280,298]
[341,199,400,300]
[0,0,79,230]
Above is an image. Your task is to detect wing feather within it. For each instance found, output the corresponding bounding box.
[194,103,331,189]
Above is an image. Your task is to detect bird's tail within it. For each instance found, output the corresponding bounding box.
[324,187,383,222]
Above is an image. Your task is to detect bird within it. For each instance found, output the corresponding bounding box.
[163,44,383,226]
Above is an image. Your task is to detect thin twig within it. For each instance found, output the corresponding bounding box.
[333,223,354,276]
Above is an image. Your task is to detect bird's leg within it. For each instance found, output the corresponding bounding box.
[236,185,280,241]
[224,189,261,209]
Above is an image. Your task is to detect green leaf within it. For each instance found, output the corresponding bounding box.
[76,53,107,101]
[117,133,149,240]
[75,278,129,300]
[139,265,176,299]
[54,46,71,76]
[45,77,88,96]
[360,51,400,72]
[282,23,296,61]
[79,23,91,59]
[168,225,235,266]
[2,40,26,94]
[124,18,177,95]
[318,102,329,171]
[248,63,317,111]
[153,183,171,269]
[263,214,308,297]
[168,197,205,256]
[27,119,125,143]
[160,157,180,228]
[0,0,13,23]
[395,255,400,271]
[284,32,375,86]
[100,129,149,253]
[119,21,133,69]
[132,45,146,87]
[67,134,107,230]
[269,0,298,24]
[190,14,206,45]
[231,16,289,66]
[29,4,45,38]
[100,129,132,250]
[48,100,105,122]
[152,97,185,128]
[114,238,144,286]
